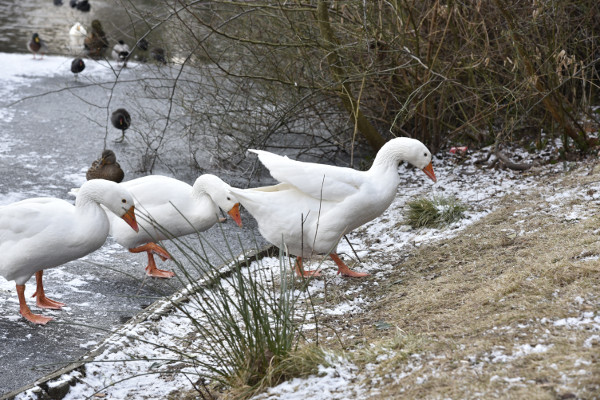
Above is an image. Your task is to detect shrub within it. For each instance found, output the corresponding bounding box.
[115,0,599,174]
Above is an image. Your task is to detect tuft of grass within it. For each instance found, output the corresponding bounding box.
[169,247,314,399]
[229,344,330,399]
[127,210,323,399]
[405,196,467,228]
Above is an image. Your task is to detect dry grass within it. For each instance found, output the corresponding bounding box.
[294,163,600,399]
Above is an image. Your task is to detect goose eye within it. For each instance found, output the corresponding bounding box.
[121,199,127,204]
[424,152,428,157]
[227,197,231,201]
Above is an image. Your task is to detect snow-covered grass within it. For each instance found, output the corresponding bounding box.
[13,144,600,399]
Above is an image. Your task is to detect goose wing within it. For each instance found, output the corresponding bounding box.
[249,149,365,202]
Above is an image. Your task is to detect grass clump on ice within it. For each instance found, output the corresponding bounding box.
[405,196,466,228]
[145,217,326,399]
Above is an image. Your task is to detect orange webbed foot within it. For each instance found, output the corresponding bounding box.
[20,309,53,325]
[144,251,175,278]
[145,264,176,278]
[295,269,322,278]
[130,243,175,278]
[337,268,370,278]
[17,283,54,324]
[31,272,66,309]
[294,256,321,278]
[33,293,66,309]
[330,253,369,278]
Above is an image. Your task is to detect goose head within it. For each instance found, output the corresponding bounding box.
[77,180,139,232]
[193,174,243,227]
[374,137,436,182]
[69,22,87,36]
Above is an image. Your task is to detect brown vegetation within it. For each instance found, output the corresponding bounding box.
[114,1,599,173]
[298,162,600,398]
[152,1,599,157]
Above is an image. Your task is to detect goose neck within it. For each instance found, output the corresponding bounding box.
[371,145,408,169]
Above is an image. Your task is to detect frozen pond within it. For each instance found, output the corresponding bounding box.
[0,51,265,396]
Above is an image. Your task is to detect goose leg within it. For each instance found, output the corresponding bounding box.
[129,242,175,278]
[330,253,369,278]
[17,284,52,325]
[32,271,66,309]
[295,257,321,277]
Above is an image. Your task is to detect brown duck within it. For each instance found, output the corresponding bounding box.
[86,150,124,183]
[83,20,108,60]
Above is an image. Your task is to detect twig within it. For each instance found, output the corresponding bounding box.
[494,147,532,171]
[343,235,362,263]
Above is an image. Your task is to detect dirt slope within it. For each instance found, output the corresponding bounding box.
[314,162,600,399]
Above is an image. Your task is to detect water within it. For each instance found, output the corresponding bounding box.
[0,0,163,57]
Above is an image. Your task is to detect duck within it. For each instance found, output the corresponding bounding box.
[230,137,437,278]
[111,40,131,66]
[0,180,139,325]
[86,149,124,183]
[70,57,85,80]
[137,38,149,51]
[69,22,87,37]
[28,33,48,59]
[105,174,243,278]
[76,0,90,12]
[84,20,108,60]
[150,48,167,65]
[111,108,131,143]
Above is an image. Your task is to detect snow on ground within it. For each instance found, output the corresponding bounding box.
[15,144,591,400]
[0,52,127,102]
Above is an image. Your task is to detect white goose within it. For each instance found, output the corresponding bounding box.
[105,174,242,278]
[231,137,437,277]
[69,22,87,36]
[0,180,138,325]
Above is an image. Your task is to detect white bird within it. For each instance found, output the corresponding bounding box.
[230,137,437,277]
[0,180,139,325]
[69,22,87,36]
[111,40,130,65]
[105,174,243,278]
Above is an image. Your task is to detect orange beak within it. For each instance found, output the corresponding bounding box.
[228,203,243,227]
[422,162,436,182]
[121,205,139,232]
